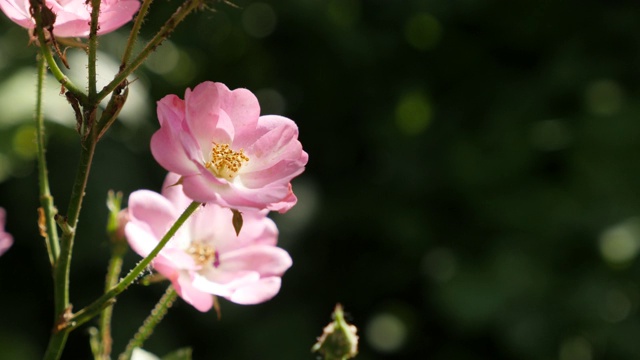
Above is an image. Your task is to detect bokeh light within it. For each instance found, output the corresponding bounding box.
[404,13,441,51]
[365,312,407,354]
[599,217,640,266]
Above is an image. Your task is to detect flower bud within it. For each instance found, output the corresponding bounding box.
[312,304,359,360]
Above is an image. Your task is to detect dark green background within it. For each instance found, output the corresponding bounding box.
[2,0,640,359]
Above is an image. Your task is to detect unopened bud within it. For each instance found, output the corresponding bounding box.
[107,190,128,246]
[312,304,359,360]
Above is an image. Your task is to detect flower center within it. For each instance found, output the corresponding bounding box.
[187,242,220,267]
[205,143,249,181]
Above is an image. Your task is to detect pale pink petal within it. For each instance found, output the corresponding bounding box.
[125,222,161,258]
[220,246,292,277]
[161,172,193,211]
[227,182,294,211]
[191,272,235,296]
[93,0,140,35]
[245,115,301,161]
[127,190,178,240]
[184,82,234,149]
[240,154,307,189]
[215,213,278,252]
[150,130,198,176]
[265,184,299,213]
[151,97,200,176]
[228,277,282,305]
[0,0,31,28]
[189,202,234,245]
[176,272,214,312]
[181,172,231,204]
[199,269,260,288]
[216,85,261,149]
[0,0,139,37]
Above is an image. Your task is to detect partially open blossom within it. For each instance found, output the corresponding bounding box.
[0,207,13,257]
[123,173,292,312]
[150,81,308,213]
[0,0,140,37]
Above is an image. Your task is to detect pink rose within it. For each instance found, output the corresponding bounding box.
[0,207,13,257]
[0,0,140,37]
[151,81,308,213]
[123,173,292,311]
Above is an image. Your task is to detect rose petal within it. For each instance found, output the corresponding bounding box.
[228,277,282,305]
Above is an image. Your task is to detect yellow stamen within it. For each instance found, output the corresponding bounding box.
[205,143,249,181]
[187,242,217,266]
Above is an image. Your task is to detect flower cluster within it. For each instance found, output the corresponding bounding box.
[0,207,12,257]
[122,82,307,312]
[0,0,140,37]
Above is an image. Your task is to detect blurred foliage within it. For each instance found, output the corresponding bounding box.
[2,0,640,359]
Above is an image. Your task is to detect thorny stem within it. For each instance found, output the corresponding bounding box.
[43,132,98,360]
[98,240,127,359]
[96,0,203,102]
[88,0,101,100]
[69,201,202,330]
[30,6,87,104]
[120,0,154,67]
[35,54,60,265]
[118,286,178,360]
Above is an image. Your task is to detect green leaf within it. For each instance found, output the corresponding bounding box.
[161,347,193,360]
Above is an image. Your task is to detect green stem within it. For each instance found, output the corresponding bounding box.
[69,201,201,329]
[42,331,69,360]
[88,0,101,100]
[57,137,97,312]
[43,135,98,360]
[97,0,203,102]
[118,286,178,360]
[120,0,154,68]
[30,9,87,104]
[98,241,127,360]
[35,54,60,266]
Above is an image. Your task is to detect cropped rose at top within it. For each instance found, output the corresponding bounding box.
[0,0,140,37]
[150,81,308,213]
[0,207,13,257]
[122,173,293,312]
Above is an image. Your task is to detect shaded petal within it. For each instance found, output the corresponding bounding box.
[161,172,193,211]
[181,172,231,204]
[0,233,12,257]
[0,208,13,257]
